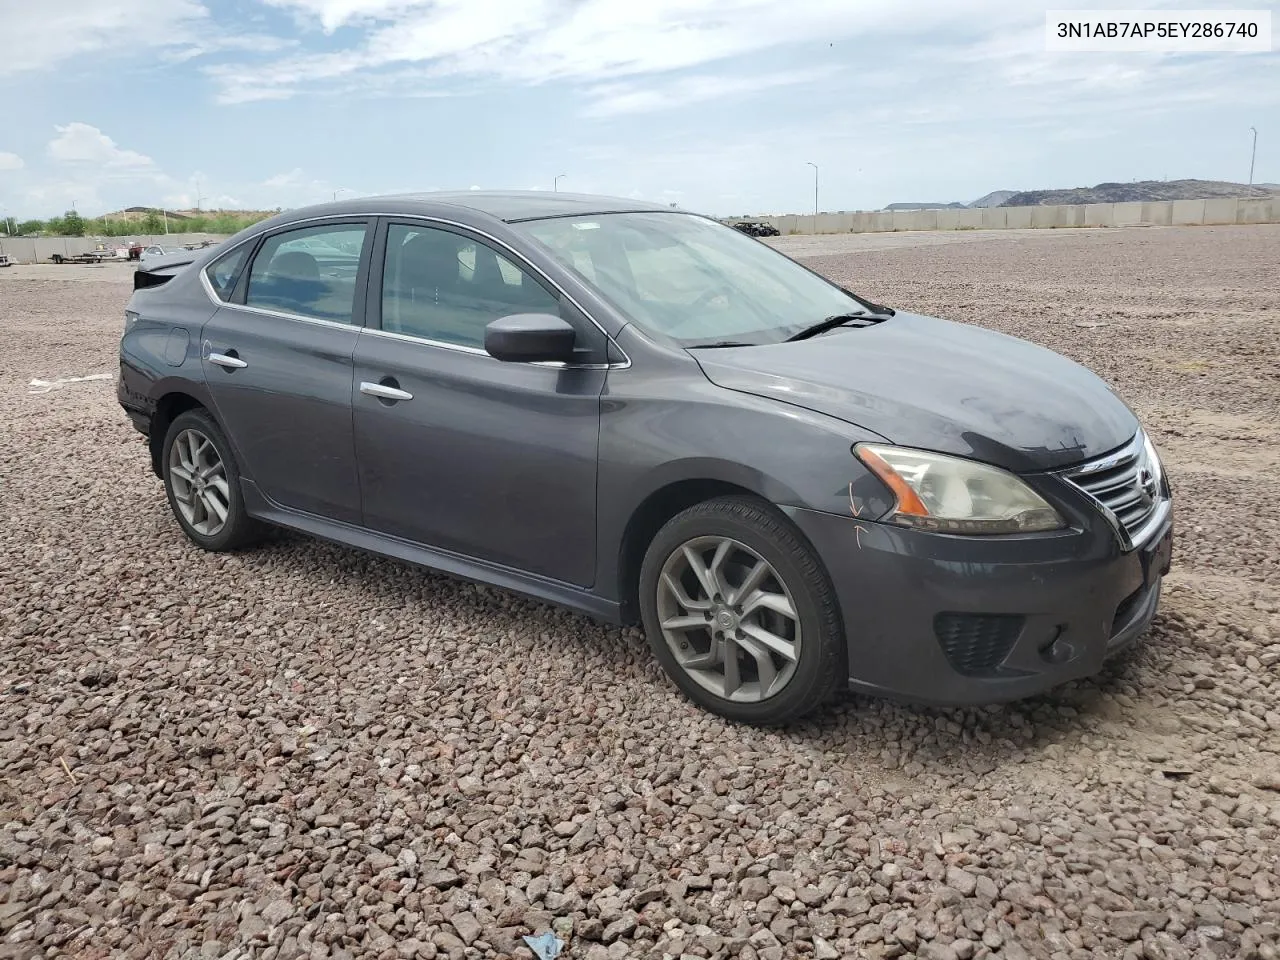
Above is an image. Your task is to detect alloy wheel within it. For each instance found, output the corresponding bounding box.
[655,535,801,702]
[168,428,231,537]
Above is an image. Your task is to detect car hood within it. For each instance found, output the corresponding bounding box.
[690,311,1139,472]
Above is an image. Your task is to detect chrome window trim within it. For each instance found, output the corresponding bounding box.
[197,211,631,370]
[362,326,489,355]
[359,326,618,370]
[198,234,261,305]
[200,268,361,330]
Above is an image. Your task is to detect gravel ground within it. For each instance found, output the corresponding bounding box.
[2,225,1279,960]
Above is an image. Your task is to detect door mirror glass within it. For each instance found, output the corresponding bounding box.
[484,313,577,363]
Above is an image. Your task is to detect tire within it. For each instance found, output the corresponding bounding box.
[638,496,845,724]
[161,408,264,551]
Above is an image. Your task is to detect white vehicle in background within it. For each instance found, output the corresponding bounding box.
[0,253,12,268]
[140,245,185,267]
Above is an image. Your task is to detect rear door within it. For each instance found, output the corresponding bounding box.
[352,218,607,586]
[199,220,371,524]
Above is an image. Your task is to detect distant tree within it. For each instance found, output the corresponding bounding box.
[58,209,86,236]
[90,219,131,238]
[142,209,164,233]
[46,216,65,235]
[17,219,44,235]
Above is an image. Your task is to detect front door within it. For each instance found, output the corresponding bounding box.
[352,220,605,586]
[200,220,371,524]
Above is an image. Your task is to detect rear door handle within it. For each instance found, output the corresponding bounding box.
[360,381,413,402]
[208,352,247,369]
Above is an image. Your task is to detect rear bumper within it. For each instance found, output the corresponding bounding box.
[123,406,150,436]
[785,502,1173,707]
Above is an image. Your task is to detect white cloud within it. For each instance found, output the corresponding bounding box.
[209,0,1024,104]
[0,153,24,172]
[256,168,357,207]
[262,0,426,32]
[263,168,308,188]
[0,0,292,77]
[583,67,842,118]
[0,0,207,75]
[48,123,154,168]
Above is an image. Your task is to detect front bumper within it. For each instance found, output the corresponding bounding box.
[785,500,1173,707]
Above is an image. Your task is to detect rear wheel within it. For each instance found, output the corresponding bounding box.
[638,496,845,724]
[162,409,263,551]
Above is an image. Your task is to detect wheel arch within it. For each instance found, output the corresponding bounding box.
[146,381,218,478]
[612,458,811,625]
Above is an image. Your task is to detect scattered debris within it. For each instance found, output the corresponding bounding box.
[523,931,565,959]
[28,373,113,393]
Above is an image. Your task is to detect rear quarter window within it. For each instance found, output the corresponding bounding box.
[204,244,252,301]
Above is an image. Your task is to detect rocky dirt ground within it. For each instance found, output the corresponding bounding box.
[2,225,1278,960]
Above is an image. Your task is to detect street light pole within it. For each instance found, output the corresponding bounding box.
[1249,127,1258,186]
[554,174,566,192]
[805,162,819,234]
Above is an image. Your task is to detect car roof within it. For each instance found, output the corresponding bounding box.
[274,190,682,225]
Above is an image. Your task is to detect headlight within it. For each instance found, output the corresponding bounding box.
[856,444,1066,534]
[1141,432,1166,494]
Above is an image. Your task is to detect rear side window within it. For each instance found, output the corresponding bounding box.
[204,244,251,301]
[245,224,369,324]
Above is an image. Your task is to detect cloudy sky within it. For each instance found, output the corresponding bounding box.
[0,0,1275,218]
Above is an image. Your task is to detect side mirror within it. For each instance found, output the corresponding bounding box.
[484,313,577,363]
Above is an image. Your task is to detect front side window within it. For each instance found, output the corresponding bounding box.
[204,243,251,301]
[380,223,560,348]
[245,224,369,324]
[516,212,866,346]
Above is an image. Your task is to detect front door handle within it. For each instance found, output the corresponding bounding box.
[208,352,247,369]
[360,380,413,402]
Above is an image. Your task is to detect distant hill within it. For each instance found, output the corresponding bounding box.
[103,207,278,223]
[968,190,1017,208]
[882,201,967,211]
[1000,179,1275,207]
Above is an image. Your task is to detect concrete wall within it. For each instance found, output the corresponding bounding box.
[0,232,229,264]
[752,196,1280,236]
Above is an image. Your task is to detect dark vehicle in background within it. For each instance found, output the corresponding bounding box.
[118,191,1172,724]
[731,220,781,237]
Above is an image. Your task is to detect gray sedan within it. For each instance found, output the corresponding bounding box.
[118,191,1173,723]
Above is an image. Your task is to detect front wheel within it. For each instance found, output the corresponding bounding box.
[638,496,846,724]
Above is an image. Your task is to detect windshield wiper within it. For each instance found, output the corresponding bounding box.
[686,341,756,349]
[784,312,883,343]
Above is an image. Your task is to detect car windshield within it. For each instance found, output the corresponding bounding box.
[515,212,869,346]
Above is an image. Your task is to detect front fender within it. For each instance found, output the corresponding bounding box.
[594,351,898,604]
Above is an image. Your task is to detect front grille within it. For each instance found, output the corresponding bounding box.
[933,613,1024,677]
[1063,434,1162,545]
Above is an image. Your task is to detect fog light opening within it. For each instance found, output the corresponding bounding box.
[1039,628,1076,665]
